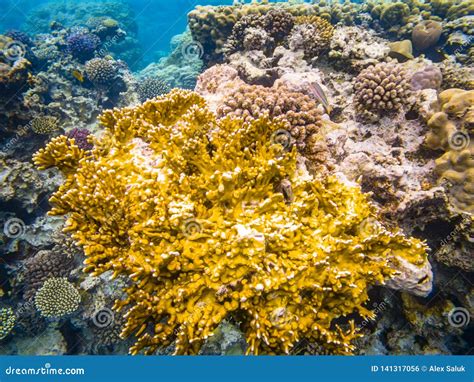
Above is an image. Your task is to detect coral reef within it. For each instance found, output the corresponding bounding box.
[19,249,75,302]
[0,307,15,340]
[31,116,60,135]
[34,89,429,355]
[138,30,203,90]
[424,89,474,213]
[354,62,412,118]
[66,128,94,151]
[412,21,443,52]
[216,83,329,169]
[136,77,171,103]
[66,31,101,62]
[34,277,81,318]
[85,58,118,86]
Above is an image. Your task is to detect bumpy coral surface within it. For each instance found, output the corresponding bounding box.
[85,58,118,85]
[354,62,412,117]
[34,89,428,355]
[136,77,171,102]
[216,84,327,167]
[0,307,15,340]
[31,116,59,135]
[34,277,81,318]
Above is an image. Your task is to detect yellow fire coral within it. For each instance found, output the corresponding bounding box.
[34,89,428,355]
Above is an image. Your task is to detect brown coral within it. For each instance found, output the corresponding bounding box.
[354,62,412,116]
[217,84,328,167]
[412,20,443,51]
[19,249,75,302]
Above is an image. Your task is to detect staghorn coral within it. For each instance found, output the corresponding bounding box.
[34,89,428,355]
[34,277,81,318]
[136,77,171,103]
[354,62,412,118]
[0,307,15,340]
[34,135,86,174]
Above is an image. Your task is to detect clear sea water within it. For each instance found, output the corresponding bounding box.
[1,0,242,66]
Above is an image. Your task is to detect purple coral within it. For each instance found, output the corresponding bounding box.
[66,32,100,61]
[66,128,93,151]
[5,30,32,46]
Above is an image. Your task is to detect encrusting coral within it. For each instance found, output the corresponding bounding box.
[34,277,81,318]
[34,89,428,355]
[31,116,60,135]
[425,89,474,213]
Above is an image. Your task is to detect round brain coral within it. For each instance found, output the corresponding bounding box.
[354,62,412,116]
[85,58,117,85]
[34,277,81,318]
[34,89,428,355]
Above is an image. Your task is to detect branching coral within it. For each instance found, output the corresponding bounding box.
[34,277,81,318]
[33,135,86,174]
[34,89,428,355]
[289,15,334,60]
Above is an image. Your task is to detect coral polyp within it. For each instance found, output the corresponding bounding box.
[34,89,428,355]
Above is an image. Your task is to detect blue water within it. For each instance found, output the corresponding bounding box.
[0,0,243,66]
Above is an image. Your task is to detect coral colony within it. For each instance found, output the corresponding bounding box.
[0,0,472,356]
